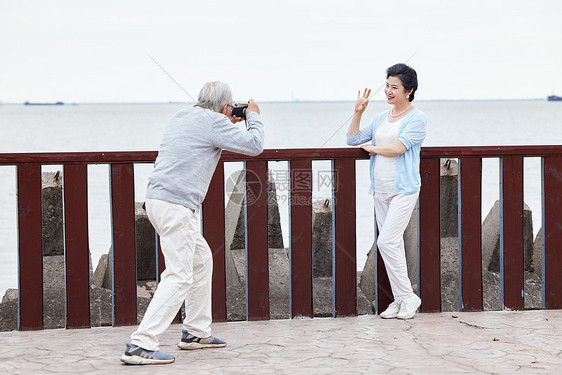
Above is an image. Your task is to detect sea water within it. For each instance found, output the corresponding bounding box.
[1,100,561,297]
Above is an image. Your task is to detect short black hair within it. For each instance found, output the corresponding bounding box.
[386,63,418,102]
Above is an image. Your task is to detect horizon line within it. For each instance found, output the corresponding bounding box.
[0,98,550,105]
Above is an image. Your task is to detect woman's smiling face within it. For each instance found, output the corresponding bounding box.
[384,76,412,105]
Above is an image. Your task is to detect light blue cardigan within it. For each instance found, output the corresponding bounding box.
[346,108,427,195]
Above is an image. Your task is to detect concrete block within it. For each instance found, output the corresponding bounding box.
[312,199,332,278]
[532,229,542,277]
[42,171,64,256]
[0,299,17,331]
[359,242,376,303]
[440,237,459,312]
[440,159,458,237]
[229,170,284,250]
[1,289,17,303]
[93,253,108,288]
[135,202,156,281]
[482,200,534,273]
[404,159,459,287]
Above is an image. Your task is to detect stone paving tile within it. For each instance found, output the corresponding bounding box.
[1,310,561,374]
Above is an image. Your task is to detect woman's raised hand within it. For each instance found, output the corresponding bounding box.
[354,88,371,114]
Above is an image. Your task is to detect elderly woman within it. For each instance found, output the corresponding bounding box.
[347,63,427,319]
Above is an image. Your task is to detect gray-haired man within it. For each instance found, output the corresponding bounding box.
[121,81,264,365]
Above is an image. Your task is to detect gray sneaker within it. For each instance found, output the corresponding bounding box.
[120,343,175,365]
[177,330,227,350]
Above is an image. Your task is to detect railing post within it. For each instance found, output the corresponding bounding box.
[63,164,91,328]
[500,156,524,310]
[289,159,313,318]
[419,158,441,312]
[542,156,562,309]
[459,157,483,311]
[16,164,44,330]
[245,160,269,320]
[332,159,357,317]
[202,161,227,322]
[110,163,137,326]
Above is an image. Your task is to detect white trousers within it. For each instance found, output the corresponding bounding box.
[130,198,213,351]
[373,192,419,301]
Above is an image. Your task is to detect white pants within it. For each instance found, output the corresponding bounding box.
[130,198,213,351]
[373,192,419,301]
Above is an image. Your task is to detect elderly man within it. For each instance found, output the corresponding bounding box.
[121,81,264,365]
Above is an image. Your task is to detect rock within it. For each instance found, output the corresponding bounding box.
[226,281,246,322]
[42,171,64,256]
[404,159,459,286]
[356,271,372,315]
[42,254,94,329]
[523,209,535,272]
[2,289,17,303]
[440,236,542,312]
[360,235,462,313]
[43,255,66,292]
[225,169,285,303]
[268,248,291,319]
[0,289,18,331]
[482,270,543,311]
[43,255,66,329]
[440,237,459,312]
[93,253,109,288]
[89,286,113,327]
[135,202,156,281]
[229,247,291,320]
[43,287,65,329]
[440,159,459,237]
[103,249,113,289]
[359,242,376,303]
[137,280,157,299]
[94,202,170,288]
[313,277,332,317]
[313,274,371,317]
[230,170,284,250]
[532,229,542,277]
[267,170,284,249]
[523,271,542,309]
[227,248,246,321]
[224,171,247,286]
[228,246,367,319]
[312,199,332,277]
[482,200,534,273]
[0,299,17,331]
[136,293,152,323]
[88,284,153,327]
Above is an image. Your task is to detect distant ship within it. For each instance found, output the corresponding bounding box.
[24,101,64,105]
[548,95,562,101]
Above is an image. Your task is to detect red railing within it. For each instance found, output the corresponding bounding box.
[2,146,562,330]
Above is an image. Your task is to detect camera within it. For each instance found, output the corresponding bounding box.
[232,103,248,119]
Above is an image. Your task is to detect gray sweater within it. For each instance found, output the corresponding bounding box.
[146,106,264,210]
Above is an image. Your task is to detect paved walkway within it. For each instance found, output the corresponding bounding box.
[1,310,561,374]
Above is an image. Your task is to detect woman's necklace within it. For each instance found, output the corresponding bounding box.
[390,103,412,117]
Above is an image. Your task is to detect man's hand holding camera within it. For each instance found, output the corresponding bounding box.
[229,99,260,124]
[246,99,259,115]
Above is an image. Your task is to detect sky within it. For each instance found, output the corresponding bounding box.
[1,0,561,103]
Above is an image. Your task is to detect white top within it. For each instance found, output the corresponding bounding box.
[373,117,402,193]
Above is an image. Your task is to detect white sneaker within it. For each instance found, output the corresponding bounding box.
[380,300,402,319]
[397,294,421,319]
